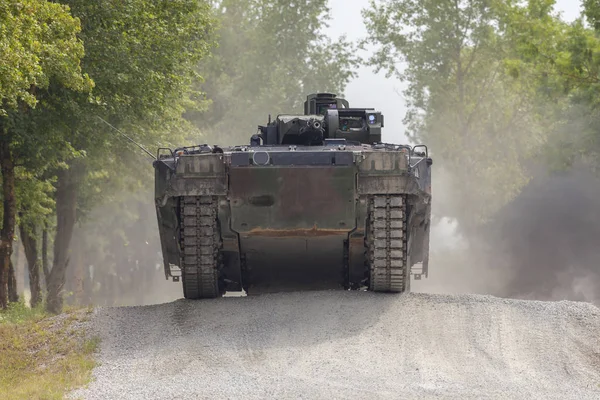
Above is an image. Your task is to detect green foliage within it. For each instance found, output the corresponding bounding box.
[362,0,572,228]
[0,0,92,240]
[498,1,600,171]
[0,299,46,324]
[15,169,55,230]
[193,0,360,145]
[583,0,600,31]
[0,0,93,114]
[549,22,600,168]
[66,0,216,125]
[44,0,218,215]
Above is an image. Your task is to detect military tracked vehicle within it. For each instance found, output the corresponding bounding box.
[153,93,432,299]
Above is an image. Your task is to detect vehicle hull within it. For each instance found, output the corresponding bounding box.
[154,145,432,298]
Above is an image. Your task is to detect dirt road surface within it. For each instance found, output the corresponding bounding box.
[70,291,600,399]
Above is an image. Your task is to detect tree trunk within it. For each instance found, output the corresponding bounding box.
[42,226,49,290]
[73,228,85,306]
[8,260,18,303]
[46,165,82,314]
[19,223,42,308]
[14,235,25,295]
[0,134,17,310]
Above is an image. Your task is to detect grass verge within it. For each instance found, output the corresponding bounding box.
[0,301,99,400]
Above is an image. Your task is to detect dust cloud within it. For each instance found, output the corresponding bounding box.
[412,161,600,306]
[63,190,181,307]
[62,154,600,307]
[486,164,600,304]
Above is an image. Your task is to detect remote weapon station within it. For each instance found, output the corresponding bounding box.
[153,93,432,298]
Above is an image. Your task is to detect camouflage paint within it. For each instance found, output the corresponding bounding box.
[228,166,356,235]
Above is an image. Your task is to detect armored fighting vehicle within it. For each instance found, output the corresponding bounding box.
[153,93,432,299]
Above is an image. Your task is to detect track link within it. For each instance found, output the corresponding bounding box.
[180,196,222,299]
[367,195,408,292]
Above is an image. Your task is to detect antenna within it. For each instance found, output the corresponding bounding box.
[95,116,156,160]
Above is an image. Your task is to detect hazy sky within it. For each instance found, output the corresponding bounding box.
[327,0,584,143]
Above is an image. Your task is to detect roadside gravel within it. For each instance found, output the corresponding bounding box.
[70,291,600,400]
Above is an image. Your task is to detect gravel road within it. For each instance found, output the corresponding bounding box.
[70,291,600,400]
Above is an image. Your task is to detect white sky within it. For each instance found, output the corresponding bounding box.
[327,0,584,143]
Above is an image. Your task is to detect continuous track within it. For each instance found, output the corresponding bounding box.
[180,194,408,297]
[180,196,221,299]
[367,194,408,292]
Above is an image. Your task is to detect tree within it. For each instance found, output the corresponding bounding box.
[362,0,564,231]
[498,1,600,171]
[16,174,55,307]
[0,0,91,309]
[191,0,360,145]
[584,0,600,31]
[36,0,217,313]
[549,13,600,169]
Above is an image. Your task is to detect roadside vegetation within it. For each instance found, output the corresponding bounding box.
[0,301,98,399]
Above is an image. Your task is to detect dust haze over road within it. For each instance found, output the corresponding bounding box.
[70,291,600,400]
